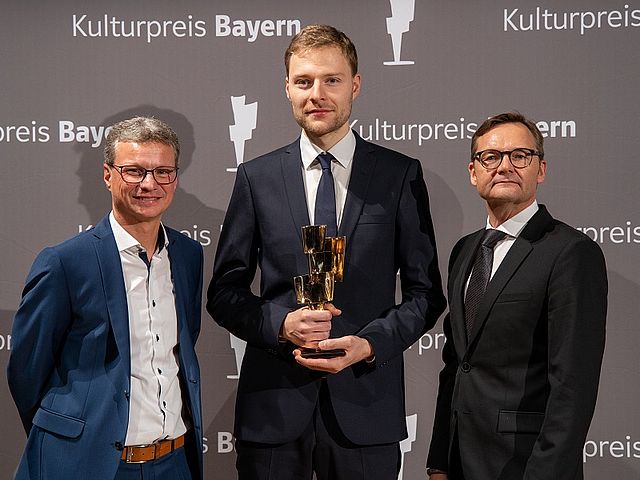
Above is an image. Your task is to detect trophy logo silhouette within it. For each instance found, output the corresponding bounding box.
[227,95,258,172]
[384,0,416,66]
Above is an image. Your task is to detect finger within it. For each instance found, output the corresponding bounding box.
[298,323,332,337]
[317,336,349,350]
[323,303,342,316]
[301,309,333,322]
[303,332,331,345]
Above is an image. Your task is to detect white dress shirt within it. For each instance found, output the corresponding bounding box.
[299,129,356,228]
[465,201,539,297]
[109,213,187,445]
[487,201,539,279]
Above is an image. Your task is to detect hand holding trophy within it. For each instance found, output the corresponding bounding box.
[294,225,346,358]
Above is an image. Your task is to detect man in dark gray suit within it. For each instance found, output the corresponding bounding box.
[427,112,607,480]
[208,24,445,480]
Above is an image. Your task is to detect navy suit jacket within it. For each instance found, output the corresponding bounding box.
[427,205,607,480]
[8,216,204,480]
[208,132,445,445]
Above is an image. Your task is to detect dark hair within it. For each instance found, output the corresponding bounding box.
[284,24,358,76]
[471,111,544,159]
[104,116,180,167]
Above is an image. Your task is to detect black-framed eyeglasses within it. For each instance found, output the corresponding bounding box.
[472,148,542,170]
[111,164,178,184]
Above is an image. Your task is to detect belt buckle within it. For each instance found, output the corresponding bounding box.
[125,443,153,464]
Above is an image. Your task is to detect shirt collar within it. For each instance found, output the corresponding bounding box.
[486,201,539,238]
[300,129,355,170]
[109,211,168,254]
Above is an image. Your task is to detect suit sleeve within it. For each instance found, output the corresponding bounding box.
[207,163,290,349]
[524,237,607,479]
[425,311,458,472]
[426,237,466,472]
[7,247,74,434]
[357,159,446,363]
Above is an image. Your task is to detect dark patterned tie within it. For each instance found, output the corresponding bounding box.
[464,229,507,339]
[314,152,337,236]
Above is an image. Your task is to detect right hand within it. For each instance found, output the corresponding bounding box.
[280,303,341,348]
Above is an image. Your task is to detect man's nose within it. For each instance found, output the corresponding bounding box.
[496,152,514,172]
[139,170,159,187]
[309,81,325,100]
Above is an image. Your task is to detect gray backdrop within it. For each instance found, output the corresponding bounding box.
[1,1,638,478]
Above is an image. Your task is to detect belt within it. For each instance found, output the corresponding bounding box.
[121,434,185,463]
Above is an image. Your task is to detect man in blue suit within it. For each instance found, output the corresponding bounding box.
[208,25,445,480]
[8,117,204,479]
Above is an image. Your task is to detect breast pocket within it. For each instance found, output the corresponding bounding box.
[357,214,393,225]
[494,292,532,304]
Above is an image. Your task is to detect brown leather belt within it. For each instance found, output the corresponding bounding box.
[121,434,185,463]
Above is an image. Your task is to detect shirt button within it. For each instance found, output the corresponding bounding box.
[152,300,156,307]
[461,362,472,373]
[158,368,162,374]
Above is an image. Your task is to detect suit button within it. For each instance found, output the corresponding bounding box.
[461,362,471,373]
[115,442,123,450]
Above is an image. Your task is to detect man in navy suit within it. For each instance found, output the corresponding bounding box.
[426,112,607,480]
[208,25,445,480]
[8,117,204,479]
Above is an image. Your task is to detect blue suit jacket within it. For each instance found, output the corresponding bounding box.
[8,216,204,480]
[208,133,445,445]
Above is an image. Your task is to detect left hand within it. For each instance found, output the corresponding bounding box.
[293,335,374,374]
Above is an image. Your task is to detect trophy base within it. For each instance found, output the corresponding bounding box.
[300,348,346,359]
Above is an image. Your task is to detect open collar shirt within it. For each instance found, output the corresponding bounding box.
[109,212,186,445]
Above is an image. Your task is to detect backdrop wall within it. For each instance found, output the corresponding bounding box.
[1,1,638,478]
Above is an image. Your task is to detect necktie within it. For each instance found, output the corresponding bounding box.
[314,152,337,237]
[464,229,507,339]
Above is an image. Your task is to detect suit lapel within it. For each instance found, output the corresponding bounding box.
[466,205,554,348]
[339,134,376,241]
[467,240,532,345]
[92,217,131,371]
[166,231,190,346]
[450,231,484,350]
[281,139,310,244]
[280,132,376,250]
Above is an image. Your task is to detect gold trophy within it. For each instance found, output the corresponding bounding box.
[294,225,346,358]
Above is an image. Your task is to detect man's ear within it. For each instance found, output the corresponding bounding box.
[103,163,112,190]
[468,161,478,187]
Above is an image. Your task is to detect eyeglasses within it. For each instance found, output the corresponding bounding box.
[472,148,542,170]
[111,165,178,184]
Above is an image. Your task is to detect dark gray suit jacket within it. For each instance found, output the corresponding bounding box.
[208,132,445,445]
[428,205,607,480]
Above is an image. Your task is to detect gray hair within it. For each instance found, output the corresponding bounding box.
[103,116,180,166]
